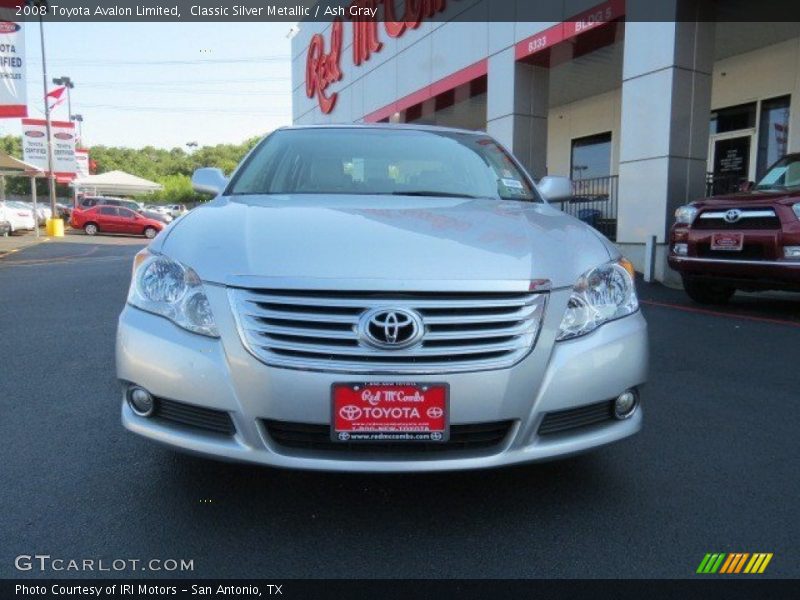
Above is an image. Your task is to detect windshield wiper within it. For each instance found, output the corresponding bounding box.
[389,190,483,199]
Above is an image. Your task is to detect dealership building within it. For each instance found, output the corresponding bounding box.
[291,0,800,282]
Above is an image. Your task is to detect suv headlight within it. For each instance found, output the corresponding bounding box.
[556,258,639,341]
[793,203,800,220]
[674,204,698,225]
[127,250,219,337]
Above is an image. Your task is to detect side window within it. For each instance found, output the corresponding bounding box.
[99,207,117,216]
[118,208,135,218]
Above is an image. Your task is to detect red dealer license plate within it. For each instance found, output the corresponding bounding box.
[332,383,449,443]
[711,232,744,251]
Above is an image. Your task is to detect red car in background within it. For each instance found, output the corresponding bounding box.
[71,205,165,239]
[669,153,800,303]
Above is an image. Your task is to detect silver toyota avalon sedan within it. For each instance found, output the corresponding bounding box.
[116,124,648,472]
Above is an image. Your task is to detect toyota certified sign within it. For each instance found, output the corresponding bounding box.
[21,119,77,179]
[0,10,26,118]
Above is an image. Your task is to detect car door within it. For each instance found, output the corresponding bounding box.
[96,206,120,232]
[116,208,140,234]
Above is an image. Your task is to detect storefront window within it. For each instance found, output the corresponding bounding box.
[570,133,611,180]
[756,95,790,179]
[709,102,756,135]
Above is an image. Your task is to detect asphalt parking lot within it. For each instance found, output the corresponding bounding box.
[1,236,798,579]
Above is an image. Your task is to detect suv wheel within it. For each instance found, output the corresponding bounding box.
[682,277,735,305]
[84,223,98,236]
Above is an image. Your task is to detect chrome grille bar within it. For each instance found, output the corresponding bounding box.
[229,288,547,374]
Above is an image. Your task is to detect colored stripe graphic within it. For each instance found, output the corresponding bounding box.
[697,553,726,573]
[699,553,773,574]
[744,553,773,574]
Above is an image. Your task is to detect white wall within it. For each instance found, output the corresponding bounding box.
[546,89,622,177]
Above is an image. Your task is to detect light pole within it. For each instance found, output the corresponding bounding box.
[37,6,58,220]
[52,75,74,121]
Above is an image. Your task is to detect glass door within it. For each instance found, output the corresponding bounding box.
[708,129,756,195]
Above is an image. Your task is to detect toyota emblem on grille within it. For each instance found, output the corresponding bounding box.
[358,307,425,349]
[724,209,742,223]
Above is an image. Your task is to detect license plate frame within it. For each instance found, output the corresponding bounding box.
[710,232,744,251]
[331,382,450,443]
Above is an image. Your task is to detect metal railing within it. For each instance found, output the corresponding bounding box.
[550,175,618,241]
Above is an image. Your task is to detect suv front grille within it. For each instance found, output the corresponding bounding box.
[692,208,780,230]
[263,420,514,456]
[229,289,546,373]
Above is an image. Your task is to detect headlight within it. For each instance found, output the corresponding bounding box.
[556,258,639,341]
[793,203,800,220]
[127,250,219,337]
[674,204,698,225]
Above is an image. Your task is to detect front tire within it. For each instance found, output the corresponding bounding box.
[84,223,98,236]
[682,277,735,305]
[144,227,157,239]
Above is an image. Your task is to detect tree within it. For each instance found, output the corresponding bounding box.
[0,133,266,202]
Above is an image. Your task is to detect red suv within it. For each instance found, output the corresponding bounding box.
[669,154,800,303]
[71,205,165,239]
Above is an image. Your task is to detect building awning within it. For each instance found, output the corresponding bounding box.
[0,152,45,177]
[70,170,163,196]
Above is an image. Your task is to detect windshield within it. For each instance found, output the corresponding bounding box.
[228,128,542,202]
[755,155,800,190]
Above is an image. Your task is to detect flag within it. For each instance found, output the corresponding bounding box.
[46,85,67,110]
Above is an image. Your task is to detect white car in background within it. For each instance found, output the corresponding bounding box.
[14,201,51,225]
[0,200,36,233]
[167,204,187,218]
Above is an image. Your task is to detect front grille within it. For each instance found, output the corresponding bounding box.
[538,400,614,435]
[154,398,235,435]
[696,243,766,260]
[692,208,780,230]
[229,289,546,373]
[263,420,514,455]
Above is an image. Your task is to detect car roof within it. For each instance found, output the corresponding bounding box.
[275,122,484,136]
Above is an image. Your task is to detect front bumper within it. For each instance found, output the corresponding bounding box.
[116,285,648,472]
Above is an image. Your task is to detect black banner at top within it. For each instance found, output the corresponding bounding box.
[7,0,800,23]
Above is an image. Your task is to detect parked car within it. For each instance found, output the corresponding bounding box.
[0,200,36,232]
[117,124,648,472]
[669,152,800,303]
[71,205,164,239]
[56,203,73,220]
[167,204,187,218]
[13,201,51,225]
[0,220,10,237]
[79,196,143,213]
[140,208,173,224]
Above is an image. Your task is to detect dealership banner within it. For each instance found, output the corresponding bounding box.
[0,1,26,117]
[75,148,90,178]
[21,119,77,181]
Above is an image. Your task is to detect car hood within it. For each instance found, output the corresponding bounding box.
[158,195,614,290]
[699,189,800,206]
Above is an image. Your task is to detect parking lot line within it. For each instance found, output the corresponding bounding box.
[641,299,800,328]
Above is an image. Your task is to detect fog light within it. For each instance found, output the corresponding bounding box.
[613,390,638,420]
[783,246,800,260]
[673,243,688,256]
[128,386,155,417]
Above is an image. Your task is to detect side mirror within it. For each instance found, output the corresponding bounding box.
[537,176,573,202]
[192,167,228,196]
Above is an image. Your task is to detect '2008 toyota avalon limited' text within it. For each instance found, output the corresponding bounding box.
[116,125,648,472]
